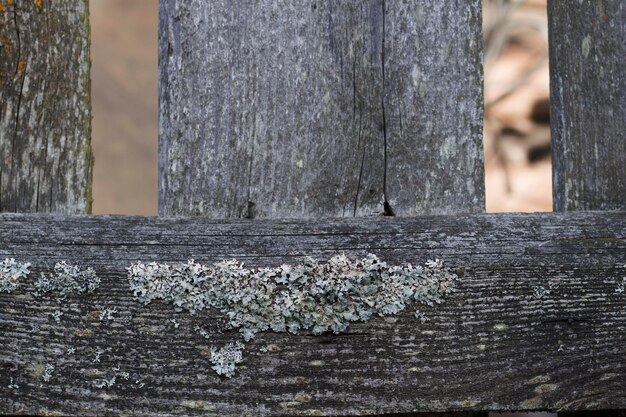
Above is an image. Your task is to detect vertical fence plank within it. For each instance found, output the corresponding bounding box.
[548,0,625,212]
[159,0,484,218]
[549,3,624,417]
[159,1,487,416]
[0,0,92,214]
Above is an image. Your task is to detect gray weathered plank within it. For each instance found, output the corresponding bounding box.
[158,0,484,218]
[0,0,93,214]
[160,3,486,416]
[1,211,625,416]
[548,0,625,212]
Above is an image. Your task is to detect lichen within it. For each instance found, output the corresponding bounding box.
[128,255,457,341]
[195,325,211,340]
[127,254,458,377]
[533,282,558,299]
[34,261,100,296]
[93,376,116,389]
[210,341,245,378]
[414,309,430,323]
[93,348,104,363]
[615,277,626,294]
[51,310,63,323]
[92,366,130,389]
[42,364,55,382]
[98,306,117,321]
[0,258,31,293]
[532,285,550,299]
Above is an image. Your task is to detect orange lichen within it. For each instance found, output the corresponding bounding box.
[0,3,5,13]
[7,0,12,5]
[34,0,42,9]
[17,60,26,73]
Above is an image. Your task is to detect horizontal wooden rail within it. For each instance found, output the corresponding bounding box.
[0,211,625,416]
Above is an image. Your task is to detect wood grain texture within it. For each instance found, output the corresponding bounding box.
[0,211,624,416]
[0,0,93,214]
[159,0,484,218]
[548,0,625,212]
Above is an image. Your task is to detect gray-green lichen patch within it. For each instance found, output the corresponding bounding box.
[34,261,100,296]
[128,255,457,339]
[210,341,245,377]
[128,254,458,377]
[0,258,31,293]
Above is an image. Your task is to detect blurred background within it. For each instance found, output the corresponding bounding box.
[90,0,553,217]
[90,1,553,415]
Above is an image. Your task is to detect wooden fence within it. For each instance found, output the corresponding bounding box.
[0,0,624,416]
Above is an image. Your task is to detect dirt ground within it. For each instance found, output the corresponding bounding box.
[91,0,158,215]
[90,0,553,216]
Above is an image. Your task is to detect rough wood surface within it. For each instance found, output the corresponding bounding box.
[0,0,92,214]
[1,211,624,416]
[548,0,625,212]
[159,0,484,218]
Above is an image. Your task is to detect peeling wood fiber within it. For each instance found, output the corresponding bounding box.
[0,0,92,214]
[0,211,625,416]
[548,0,625,212]
[158,0,485,218]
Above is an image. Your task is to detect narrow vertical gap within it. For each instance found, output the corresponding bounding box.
[353,105,365,216]
[245,106,257,218]
[49,174,54,213]
[380,0,393,216]
[352,52,357,119]
[11,1,26,212]
[35,176,40,212]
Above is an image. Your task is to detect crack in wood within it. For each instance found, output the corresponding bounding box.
[10,2,26,213]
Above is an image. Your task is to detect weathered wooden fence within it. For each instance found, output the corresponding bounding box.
[0,0,624,416]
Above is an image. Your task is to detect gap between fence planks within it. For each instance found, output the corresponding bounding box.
[0,211,625,416]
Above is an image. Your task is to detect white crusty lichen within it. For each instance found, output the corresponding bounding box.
[0,258,31,293]
[35,261,100,296]
[616,277,626,294]
[195,325,211,340]
[94,365,131,389]
[210,341,245,378]
[94,376,116,389]
[93,348,104,363]
[51,310,64,323]
[8,377,19,390]
[42,364,55,382]
[98,306,118,321]
[532,282,559,299]
[414,309,430,323]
